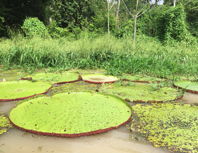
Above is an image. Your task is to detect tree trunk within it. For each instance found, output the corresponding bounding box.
[107,1,110,34]
[133,15,137,47]
[173,0,177,7]
[115,0,121,29]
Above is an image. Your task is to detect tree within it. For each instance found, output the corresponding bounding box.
[46,0,94,29]
[122,0,152,46]
[106,0,116,34]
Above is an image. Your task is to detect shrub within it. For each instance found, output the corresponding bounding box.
[21,17,49,38]
[158,5,190,42]
[48,21,69,38]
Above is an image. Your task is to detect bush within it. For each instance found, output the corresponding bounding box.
[48,21,69,38]
[0,16,6,36]
[158,5,190,42]
[21,17,49,38]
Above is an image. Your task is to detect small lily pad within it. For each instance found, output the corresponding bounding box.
[100,82,182,103]
[9,92,131,137]
[174,80,198,94]
[0,81,51,102]
[22,72,80,84]
[120,74,164,83]
[82,74,118,84]
[50,81,99,95]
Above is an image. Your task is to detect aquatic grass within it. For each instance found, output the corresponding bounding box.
[131,104,198,153]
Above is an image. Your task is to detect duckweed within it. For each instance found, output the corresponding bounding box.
[0,115,11,135]
[131,104,198,153]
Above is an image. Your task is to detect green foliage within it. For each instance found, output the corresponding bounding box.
[22,17,49,38]
[47,0,94,29]
[131,104,198,153]
[158,5,190,42]
[48,21,69,38]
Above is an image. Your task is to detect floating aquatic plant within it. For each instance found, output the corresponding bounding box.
[50,81,99,95]
[22,72,80,84]
[120,74,165,83]
[174,80,198,94]
[9,92,131,137]
[100,82,182,103]
[0,115,11,135]
[131,104,198,153]
[82,74,118,84]
[0,81,51,102]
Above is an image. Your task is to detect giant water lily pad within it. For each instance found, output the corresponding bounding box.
[82,74,118,84]
[50,81,99,95]
[22,72,80,84]
[174,80,198,94]
[0,115,11,135]
[0,81,51,102]
[100,82,182,103]
[9,92,131,137]
[120,74,165,83]
[131,104,198,153]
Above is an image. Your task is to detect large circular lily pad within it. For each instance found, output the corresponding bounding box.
[82,74,118,84]
[9,92,131,137]
[0,81,51,102]
[100,82,183,103]
[174,80,198,94]
[50,81,99,95]
[120,74,165,83]
[22,72,80,84]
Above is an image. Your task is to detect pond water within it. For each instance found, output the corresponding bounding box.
[0,69,197,153]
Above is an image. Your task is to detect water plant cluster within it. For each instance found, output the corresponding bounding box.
[131,104,198,153]
[0,115,11,135]
[0,68,198,153]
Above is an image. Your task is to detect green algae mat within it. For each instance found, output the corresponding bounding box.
[22,72,80,84]
[120,74,165,83]
[82,74,118,84]
[0,115,11,135]
[0,81,51,102]
[100,82,182,103]
[174,80,198,94]
[9,92,131,137]
[131,104,198,153]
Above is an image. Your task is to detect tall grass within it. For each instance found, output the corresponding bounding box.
[0,34,198,77]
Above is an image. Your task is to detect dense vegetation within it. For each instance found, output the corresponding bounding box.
[0,0,198,76]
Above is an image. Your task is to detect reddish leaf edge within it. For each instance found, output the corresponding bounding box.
[9,116,131,138]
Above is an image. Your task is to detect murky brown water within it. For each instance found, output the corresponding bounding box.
[1,69,197,153]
